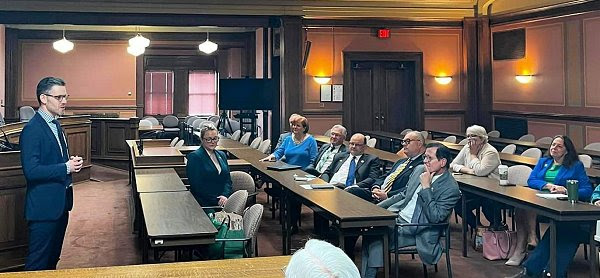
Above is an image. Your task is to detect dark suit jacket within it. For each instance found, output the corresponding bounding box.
[320,152,380,188]
[20,112,73,221]
[378,165,460,265]
[304,143,347,175]
[186,148,233,206]
[373,153,424,197]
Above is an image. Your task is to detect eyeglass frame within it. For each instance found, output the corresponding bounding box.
[401,139,420,145]
[43,93,69,102]
[423,155,438,163]
[202,137,219,143]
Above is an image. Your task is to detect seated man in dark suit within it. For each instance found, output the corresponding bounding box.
[346,131,425,203]
[321,133,380,188]
[361,143,461,278]
[304,124,348,176]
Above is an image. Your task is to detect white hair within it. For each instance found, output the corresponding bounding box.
[466,125,488,143]
[285,239,360,278]
[331,124,347,137]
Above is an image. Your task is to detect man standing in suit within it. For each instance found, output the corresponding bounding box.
[361,143,460,278]
[305,124,347,176]
[346,131,425,202]
[321,133,380,188]
[20,77,83,270]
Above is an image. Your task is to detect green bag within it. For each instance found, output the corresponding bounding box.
[207,212,246,259]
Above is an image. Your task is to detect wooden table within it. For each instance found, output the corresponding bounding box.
[135,168,187,193]
[0,256,291,278]
[220,139,396,278]
[139,191,217,263]
[454,174,600,277]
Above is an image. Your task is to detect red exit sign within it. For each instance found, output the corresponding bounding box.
[377,28,390,39]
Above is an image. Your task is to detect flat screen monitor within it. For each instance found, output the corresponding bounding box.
[219,78,274,110]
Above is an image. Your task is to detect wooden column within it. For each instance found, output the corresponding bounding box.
[477,16,493,129]
[280,16,303,130]
[463,17,479,128]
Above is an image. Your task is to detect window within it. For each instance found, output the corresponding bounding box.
[144,71,173,115]
[188,71,217,115]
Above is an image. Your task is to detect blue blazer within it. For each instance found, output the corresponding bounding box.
[527,157,592,201]
[186,148,232,207]
[20,113,73,221]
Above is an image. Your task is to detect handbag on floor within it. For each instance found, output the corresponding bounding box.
[482,229,516,260]
[207,211,246,259]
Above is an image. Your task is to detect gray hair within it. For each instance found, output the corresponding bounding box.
[285,239,360,278]
[331,124,347,137]
[408,131,425,144]
[200,122,218,139]
[466,125,488,142]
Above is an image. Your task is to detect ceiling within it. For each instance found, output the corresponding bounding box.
[0,0,580,22]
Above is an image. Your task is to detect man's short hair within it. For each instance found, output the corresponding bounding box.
[331,124,347,137]
[425,142,453,169]
[285,239,360,278]
[408,131,425,144]
[36,77,66,104]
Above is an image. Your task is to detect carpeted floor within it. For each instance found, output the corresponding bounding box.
[55,164,593,277]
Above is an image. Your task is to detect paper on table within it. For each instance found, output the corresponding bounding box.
[299,184,313,189]
[536,193,568,199]
[299,183,335,190]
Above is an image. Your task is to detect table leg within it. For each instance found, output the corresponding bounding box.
[383,230,390,278]
[462,193,468,257]
[549,219,557,277]
[590,222,598,278]
[281,188,292,255]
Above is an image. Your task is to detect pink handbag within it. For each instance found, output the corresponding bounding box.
[482,230,516,260]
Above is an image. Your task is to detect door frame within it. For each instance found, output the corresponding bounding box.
[342,52,424,134]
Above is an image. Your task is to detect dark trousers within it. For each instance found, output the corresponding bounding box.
[345,186,377,203]
[25,212,69,270]
[523,222,588,278]
[454,195,501,229]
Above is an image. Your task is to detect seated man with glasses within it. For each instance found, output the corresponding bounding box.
[186,123,232,209]
[320,133,380,189]
[361,143,460,278]
[304,124,348,176]
[346,131,426,203]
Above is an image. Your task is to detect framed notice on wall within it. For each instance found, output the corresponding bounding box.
[332,84,343,102]
[320,84,332,102]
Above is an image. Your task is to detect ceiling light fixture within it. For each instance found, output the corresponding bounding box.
[53,29,74,54]
[127,45,145,56]
[129,34,150,49]
[198,32,218,54]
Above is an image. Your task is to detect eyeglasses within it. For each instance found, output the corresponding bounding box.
[43,93,69,102]
[466,134,479,139]
[203,137,219,143]
[401,139,419,145]
[423,155,438,162]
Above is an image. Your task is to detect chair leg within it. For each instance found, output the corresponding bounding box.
[454,211,459,224]
[422,264,428,278]
[584,243,589,261]
[446,250,453,278]
[434,264,438,272]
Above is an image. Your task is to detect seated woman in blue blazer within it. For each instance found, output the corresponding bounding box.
[186,123,232,208]
[507,135,592,277]
[260,115,318,169]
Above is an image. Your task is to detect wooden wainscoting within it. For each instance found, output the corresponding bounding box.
[91,118,140,170]
[0,151,27,272]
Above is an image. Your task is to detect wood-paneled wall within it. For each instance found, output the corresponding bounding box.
[91,118,140,170]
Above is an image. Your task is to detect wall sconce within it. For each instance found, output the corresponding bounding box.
[313,76,331,84]
[434,76,452,85]
[515,74,533,84]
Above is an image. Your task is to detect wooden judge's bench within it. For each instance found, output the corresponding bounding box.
[0,115,91,271]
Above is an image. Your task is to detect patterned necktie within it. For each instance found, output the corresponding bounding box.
[345,156,356,187]
[382,159,410,193]
[52,119,68,161]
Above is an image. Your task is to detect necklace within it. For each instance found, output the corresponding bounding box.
[293,135,304,144]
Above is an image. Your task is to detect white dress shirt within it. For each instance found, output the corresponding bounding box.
[330,154,362,185]
[204,147,222,174]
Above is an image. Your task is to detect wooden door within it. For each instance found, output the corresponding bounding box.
[344,53,422,134]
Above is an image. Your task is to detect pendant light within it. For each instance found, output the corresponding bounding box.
[127,27,150,56]
[53,29,74,54]
[198,32,218,54]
